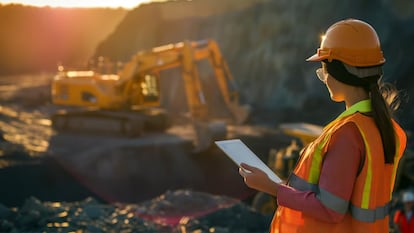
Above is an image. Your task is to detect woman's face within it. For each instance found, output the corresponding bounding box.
[326,74,346,102]
[320,63,346,102]
[404,201,414,212]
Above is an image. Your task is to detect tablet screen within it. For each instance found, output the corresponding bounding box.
[215,139,282,183]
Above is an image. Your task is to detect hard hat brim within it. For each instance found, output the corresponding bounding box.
[306,53,329,62]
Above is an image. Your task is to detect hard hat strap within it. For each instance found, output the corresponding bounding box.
[343,63,383,78]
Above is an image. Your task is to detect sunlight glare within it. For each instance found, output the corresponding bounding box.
[0,0,168,9]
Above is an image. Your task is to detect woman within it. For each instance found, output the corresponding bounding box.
[239,18,407,233]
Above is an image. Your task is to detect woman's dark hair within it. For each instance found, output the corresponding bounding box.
[364,77,400,164]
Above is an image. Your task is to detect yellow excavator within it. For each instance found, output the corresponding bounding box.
[50,39,250,151]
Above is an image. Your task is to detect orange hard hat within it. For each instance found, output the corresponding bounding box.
[306,19,385,67]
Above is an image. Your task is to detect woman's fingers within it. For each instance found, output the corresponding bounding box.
[239,163,281,194]
[238,167,245,177]
[239,166,250,177]
[240,163,258,172]
[239,163,254,178]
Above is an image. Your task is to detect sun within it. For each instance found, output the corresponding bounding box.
[0,0,165,9]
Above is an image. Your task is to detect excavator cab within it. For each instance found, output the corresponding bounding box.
[116,72,161,108]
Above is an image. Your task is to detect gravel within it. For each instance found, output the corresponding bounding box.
[0,190,272,233]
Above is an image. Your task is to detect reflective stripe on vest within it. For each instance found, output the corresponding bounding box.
[391,137,401,198]
[307,100,372,184]
[354,124,372,209]
[289,173,391,222]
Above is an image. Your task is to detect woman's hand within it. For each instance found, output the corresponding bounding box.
[239,163,281,196]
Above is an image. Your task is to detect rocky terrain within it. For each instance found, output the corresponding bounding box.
[0,190,272,233]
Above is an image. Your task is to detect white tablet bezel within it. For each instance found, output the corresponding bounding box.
[215,139,282,183]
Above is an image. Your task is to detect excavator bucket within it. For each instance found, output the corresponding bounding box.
[228,103,251,125]
[192,120,227,152]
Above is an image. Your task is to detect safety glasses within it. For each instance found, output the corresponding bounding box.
[316,68,327,82]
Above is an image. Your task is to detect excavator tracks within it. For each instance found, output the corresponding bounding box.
[51,108,170,137]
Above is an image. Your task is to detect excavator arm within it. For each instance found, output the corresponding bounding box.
[117,39,249,123]
[192,40,250,124]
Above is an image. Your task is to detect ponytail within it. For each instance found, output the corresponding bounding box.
[365,77,400,164]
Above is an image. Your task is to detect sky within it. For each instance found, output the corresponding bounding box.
[0,0,167,9]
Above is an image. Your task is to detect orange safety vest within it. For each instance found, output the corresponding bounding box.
[271,100,407,233]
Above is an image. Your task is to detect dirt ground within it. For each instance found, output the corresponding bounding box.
[0,74,294,232]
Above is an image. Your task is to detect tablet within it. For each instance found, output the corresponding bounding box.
[215,139,282,183]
